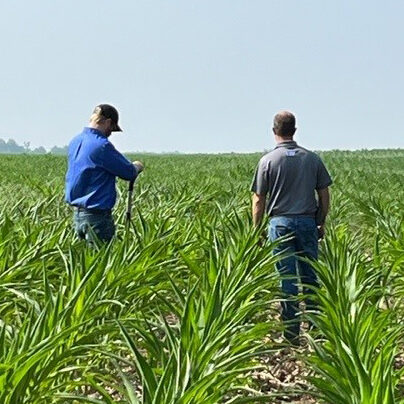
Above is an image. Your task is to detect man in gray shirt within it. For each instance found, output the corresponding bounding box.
[251,111,332,345]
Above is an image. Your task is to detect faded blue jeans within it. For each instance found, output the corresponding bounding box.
[73,209,115,246]
[269,216,319,342]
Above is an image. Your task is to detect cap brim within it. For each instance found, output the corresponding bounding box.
[112,123,123,132]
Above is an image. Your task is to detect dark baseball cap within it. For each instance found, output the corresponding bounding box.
[94,104,122,132]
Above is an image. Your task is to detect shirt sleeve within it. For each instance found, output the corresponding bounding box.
[250,158,270,195]
[99,142,138,181]
[316,158,332,190]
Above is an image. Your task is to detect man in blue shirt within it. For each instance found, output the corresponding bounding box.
[66,104,144,245]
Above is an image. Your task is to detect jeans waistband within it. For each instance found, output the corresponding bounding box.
[73,206,112,215]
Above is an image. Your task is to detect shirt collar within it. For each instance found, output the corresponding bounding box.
[275,141,298,149]
[83,127,106,137]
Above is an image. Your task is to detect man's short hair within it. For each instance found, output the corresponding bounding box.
[273,111,296,137]
[90,110,106,125]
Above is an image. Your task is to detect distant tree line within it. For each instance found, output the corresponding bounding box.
[0,138,68,154]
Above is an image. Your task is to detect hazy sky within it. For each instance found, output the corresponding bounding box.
[1,1,403,153]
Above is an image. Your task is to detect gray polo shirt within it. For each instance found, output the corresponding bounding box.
[251,141,332,217]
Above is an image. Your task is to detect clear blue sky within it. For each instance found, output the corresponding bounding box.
[1,1,403,153]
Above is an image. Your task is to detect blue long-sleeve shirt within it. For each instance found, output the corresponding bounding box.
[65,127,137,210]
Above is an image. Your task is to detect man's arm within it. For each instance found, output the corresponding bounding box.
[250,157,269,227]
[99,142,138,181]
[316,187,330,237]
[252,193,266,227]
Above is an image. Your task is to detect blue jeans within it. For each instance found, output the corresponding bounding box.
[73,210,115,246]
[269,216,319,341]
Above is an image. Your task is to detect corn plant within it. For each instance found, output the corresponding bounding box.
[0,150,403,403]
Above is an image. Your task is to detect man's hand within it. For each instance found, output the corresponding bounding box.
[133,160,144,173]
[317,225,325,240]
[258,229,267,247]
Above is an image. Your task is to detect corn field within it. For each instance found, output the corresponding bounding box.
[0,150,403,404]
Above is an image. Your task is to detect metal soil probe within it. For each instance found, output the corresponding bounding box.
[126,179,135,224]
